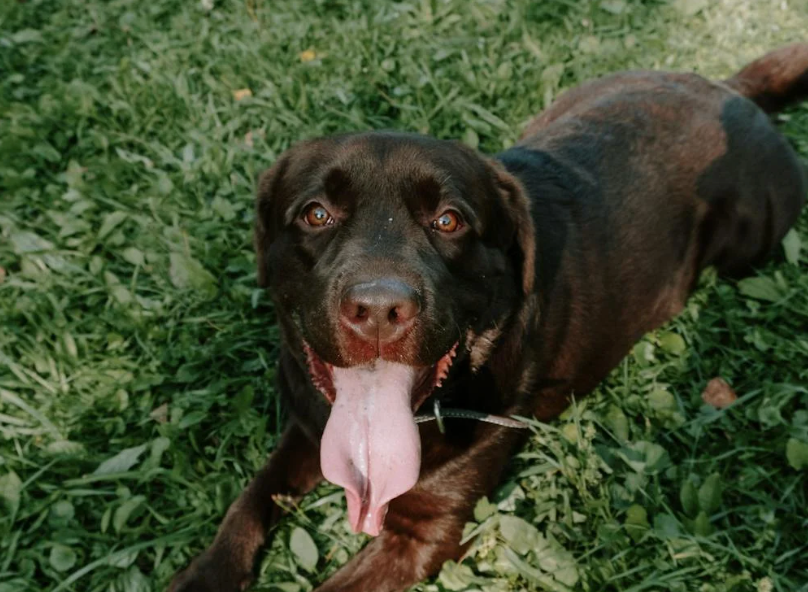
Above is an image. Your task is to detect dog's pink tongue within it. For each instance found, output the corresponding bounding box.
[320,361,421,536]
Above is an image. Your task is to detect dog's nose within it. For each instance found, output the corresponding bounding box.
[340,279,420,344]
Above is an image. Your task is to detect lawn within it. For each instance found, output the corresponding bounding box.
[1,0,807,591]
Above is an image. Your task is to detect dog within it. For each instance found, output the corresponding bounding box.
[169,44,808,592]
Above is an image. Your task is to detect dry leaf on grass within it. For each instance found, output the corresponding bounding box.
[149,403,169,424]
[232,88,252,101]
[702,377,738,409]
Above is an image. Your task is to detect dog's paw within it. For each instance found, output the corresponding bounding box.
[168,551,252,592]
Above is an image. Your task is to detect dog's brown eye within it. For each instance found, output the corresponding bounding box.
[303,203,333,227]
[432,210,462,233]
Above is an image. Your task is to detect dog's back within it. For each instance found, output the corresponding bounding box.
[498,45,808,416]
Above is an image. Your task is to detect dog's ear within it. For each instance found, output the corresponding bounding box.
[487,159,536,295]
[254,154,291,288]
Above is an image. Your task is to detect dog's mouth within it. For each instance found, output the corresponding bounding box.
[304,342,457,536]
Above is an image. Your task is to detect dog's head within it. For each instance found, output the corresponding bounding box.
[255,132,534,535]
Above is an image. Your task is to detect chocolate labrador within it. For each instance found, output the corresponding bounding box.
[170,44,808,592]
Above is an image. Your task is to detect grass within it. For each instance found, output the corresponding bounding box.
[1,0,807,591]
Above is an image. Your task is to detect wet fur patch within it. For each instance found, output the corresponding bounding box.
[466,326,502,373]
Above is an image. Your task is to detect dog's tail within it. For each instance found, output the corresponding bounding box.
[724,43,808,113]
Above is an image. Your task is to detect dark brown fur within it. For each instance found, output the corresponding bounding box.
[169,45,808,592]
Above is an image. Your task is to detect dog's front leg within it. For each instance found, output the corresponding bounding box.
[315,425,526,592]
[169,422,322,592]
